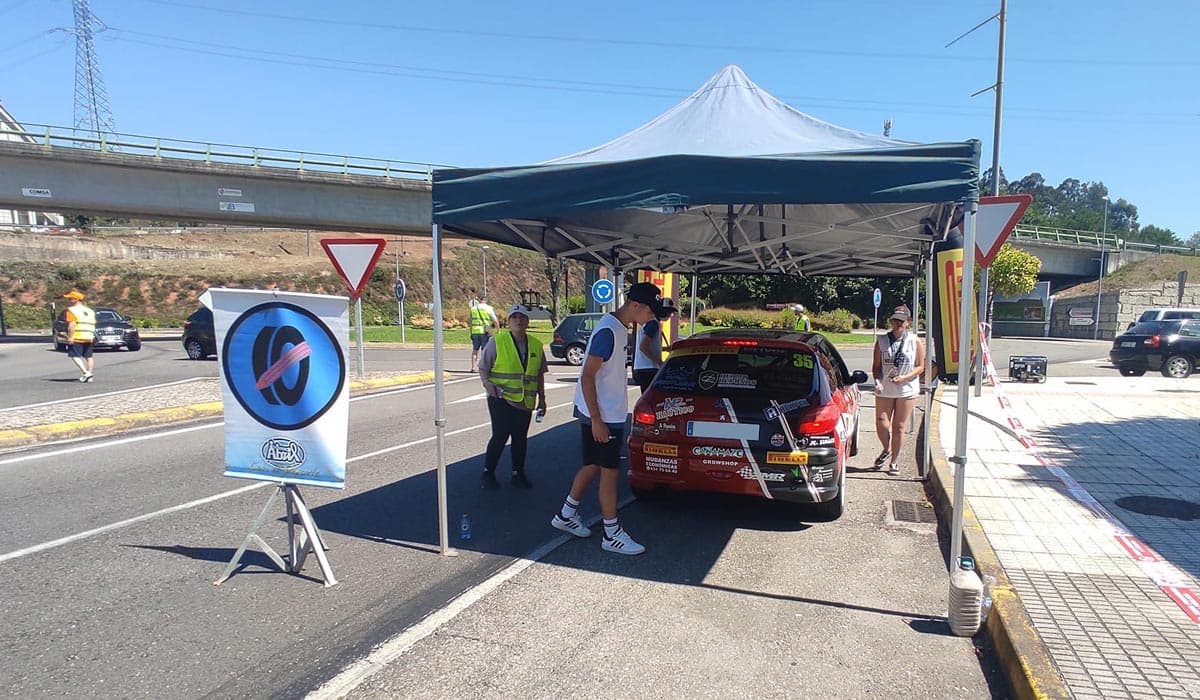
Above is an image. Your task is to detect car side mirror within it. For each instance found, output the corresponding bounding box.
[851,370,869,385]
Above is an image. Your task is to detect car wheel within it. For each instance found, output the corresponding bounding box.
[565,343,586,366]
[1161,355,1193,379]
[1119,367,1146,377]
[127,338,142,352]
[184,339,206,360]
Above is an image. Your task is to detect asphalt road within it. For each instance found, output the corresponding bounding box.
[0,335,1115,698]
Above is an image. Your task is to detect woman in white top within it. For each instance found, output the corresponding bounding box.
[872,305,925,476]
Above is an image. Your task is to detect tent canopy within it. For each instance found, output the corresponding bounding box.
[433,65,979,277]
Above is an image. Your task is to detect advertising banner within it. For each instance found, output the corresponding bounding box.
[930,226,978,380]
[208,288,350,489]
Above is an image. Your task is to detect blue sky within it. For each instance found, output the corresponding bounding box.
[2,0,1196,236]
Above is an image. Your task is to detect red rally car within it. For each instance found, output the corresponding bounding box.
[628,329,868,520]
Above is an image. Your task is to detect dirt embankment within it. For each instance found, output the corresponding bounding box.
[0,228,588,328]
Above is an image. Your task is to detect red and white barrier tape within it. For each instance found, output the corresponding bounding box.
[977,325,1200,623]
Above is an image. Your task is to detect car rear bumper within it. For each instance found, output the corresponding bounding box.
[1109,349,1160,368]
[630,444,842,504]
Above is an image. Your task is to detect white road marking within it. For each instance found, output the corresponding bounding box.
[450,382,572,405]
[0,377,210,413]
[0,396,578,564]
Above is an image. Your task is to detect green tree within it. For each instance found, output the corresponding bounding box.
[986,243,1041,298]
[1136,225,1181,246]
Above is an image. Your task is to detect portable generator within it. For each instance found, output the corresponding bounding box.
[1007,355,1047,383]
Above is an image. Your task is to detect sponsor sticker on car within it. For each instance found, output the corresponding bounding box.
[644,442,678,457]
[766,450,809,465]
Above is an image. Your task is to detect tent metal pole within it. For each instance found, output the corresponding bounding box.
[431,223,455,557]
[689,268,698,337]
[922,249,935,478]
[950,201,980,570]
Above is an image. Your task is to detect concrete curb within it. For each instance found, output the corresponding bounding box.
[925,386,1069,700]
[0,371,435,451]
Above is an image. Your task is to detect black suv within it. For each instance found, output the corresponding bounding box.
[1109,319,1200,378]
[54,307,142,352]
[549,312,633,366]
[182,307,216,360]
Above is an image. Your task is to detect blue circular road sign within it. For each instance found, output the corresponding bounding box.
[872,288,882,309]
[394,279,407,302]
[221,301,346,431]
[591,279,615,305]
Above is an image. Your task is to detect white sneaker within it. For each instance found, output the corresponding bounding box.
[551,513,591,538]
[887,463,900,476]
[601,528,646,556]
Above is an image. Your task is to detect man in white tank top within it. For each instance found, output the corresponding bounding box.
[871,305,926,476]
[552,282,662,555]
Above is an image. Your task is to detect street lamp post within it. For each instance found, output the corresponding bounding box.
[481,245,489,299]
[1094,195,1109,340]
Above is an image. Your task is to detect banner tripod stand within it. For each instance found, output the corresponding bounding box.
[214,483,338,588]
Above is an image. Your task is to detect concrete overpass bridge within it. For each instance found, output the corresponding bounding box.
[0,124,1194,288]
[0,125,432,235]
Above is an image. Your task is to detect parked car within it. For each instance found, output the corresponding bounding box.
[549,312,633,366]
[182,307,216,360]
[54,307,142,352]
[1126,308,1200,330]
[1109,319,1200,378]
[627,329,868,520]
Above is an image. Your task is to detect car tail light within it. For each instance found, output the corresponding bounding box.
[797,403,840,435]
[722,339,758,347]
[554,332,563,343]
[1145,335,1160,348]
[633,401,656,426]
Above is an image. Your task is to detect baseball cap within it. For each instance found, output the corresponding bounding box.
[63,290,85,301]
[889,305,911,321]
[507,304,531,318]
[626,282,665,315]
[657,297,678,318]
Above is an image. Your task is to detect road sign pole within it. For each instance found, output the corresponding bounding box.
[354,297,364,378]
[400,299,406,343]
[975,266,989,397]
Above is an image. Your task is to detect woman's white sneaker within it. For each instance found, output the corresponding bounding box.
[601,528,646,555]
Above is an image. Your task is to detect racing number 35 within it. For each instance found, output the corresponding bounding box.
[792,354,814,369]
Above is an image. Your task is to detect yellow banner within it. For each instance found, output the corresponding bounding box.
[637,270,678,360]
[934,246,978,375]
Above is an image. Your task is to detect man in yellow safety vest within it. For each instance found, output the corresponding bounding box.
[469,289,499,372]
[63,289,97,382]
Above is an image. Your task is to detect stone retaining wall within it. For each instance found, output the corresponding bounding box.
[1049,282,1200,340]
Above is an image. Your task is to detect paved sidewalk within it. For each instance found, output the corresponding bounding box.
[930,376,1200,699]
[0,371,434,450]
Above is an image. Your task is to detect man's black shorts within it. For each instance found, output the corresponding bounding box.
[68,342,94,359]
[471,333,489,351]
[579,421,624,469]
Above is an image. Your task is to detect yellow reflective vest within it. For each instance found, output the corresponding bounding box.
[67,304,96,342]
[488,331,542,410]
[794,314,811,332]
[470,304,492,335]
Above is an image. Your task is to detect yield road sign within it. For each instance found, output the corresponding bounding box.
[591,279,615,305]
[320,238,387,299]
[975,195,1033,267]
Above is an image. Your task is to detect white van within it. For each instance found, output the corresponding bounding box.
[1127,307,1200,330]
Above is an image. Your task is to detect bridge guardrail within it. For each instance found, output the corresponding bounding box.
[1011,225,1197,257]
[1,124,440,181]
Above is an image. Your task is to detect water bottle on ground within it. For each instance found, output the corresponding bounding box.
[981,574,997,621]
[948,556,983,636]
[460,513,472,541]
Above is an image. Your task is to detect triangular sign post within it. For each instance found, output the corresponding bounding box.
[320,238,387,378]
[320,238,388,299]
[975,195,1032,267]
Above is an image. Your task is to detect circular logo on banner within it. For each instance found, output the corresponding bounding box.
[591,279,615,305]
[222,302,345,431]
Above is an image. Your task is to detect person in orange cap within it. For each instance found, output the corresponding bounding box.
[63,290,96,382]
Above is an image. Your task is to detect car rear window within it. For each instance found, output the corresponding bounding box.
[96,310,122,323]
[1127,321,1179,335]
[653,345,828,403]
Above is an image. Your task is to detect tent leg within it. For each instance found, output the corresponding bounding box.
[950,201,980,570]
[689,269,698,337]
[431,223,457,557]
[921,250,935,479]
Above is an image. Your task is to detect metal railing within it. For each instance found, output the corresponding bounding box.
[1,123,440,181]
[1011,224,1198,257]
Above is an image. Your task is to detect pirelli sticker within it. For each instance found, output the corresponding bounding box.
[643,442,678,457]
[766,450,809,466]
[668,345,737,357]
